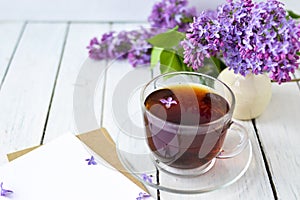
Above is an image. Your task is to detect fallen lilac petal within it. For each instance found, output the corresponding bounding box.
[0,182,13,197]
[136,192,151,200]
[160,97,177,109]
[85,155,97,165]
[141,173,153,183]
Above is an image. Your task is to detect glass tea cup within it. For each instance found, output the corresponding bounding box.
[141,71,249,176]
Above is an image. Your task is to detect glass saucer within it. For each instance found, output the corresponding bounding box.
[115,125,253,195]
[99,64,253,194]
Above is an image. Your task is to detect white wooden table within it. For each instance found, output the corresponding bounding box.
[0,0,300,199]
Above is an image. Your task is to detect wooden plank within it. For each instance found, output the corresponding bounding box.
[0,22,24,86]
[0,23,67,165]
[255,82,300,200]
[0,22,24,163]
[43,23,110,143]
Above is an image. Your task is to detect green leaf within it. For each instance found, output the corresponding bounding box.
[159,50,184,74]
[176,46,185,58]
[177,53,193,72]
[150,47,163,69]
[287,10,300,19]
[196,63,220,78]
[147,27,186,49]
[209,56,227,72]
[297,52,300,56]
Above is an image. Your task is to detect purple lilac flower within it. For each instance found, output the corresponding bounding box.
[85,155,97,165]
[160,97,177,109]
[141,173,153,183]
[127,28,154,67]
[88,0,198,67]
[87,32,115,60]
[0,182,13,197]
[87,28,157,67]
[148,0,197,32]
[181,12,221,70]
[136,192,151,200]
[182,0,300,83]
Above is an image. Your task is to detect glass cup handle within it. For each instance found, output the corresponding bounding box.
[217,122,249,159]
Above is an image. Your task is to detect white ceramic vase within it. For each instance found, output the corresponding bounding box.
[217,68,272,120]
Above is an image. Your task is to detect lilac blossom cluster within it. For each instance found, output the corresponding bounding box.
[87,0,197,67]
[87,28,154,67]
[182,0,300,83]
[148,0,196,32]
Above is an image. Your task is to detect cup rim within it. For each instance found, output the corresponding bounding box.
[140,71,235,128]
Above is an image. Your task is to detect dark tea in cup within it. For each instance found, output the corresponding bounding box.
[144,84,231,169]
[141,72,248,175]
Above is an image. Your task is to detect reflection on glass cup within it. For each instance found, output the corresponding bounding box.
[141,72,249,176]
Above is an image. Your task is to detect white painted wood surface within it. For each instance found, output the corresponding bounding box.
[0,22,299,199]
[43,23,109,143]
[1,0,300,199]
[0,23,67,162]
[0,22,25,164]
[255,82,300,200]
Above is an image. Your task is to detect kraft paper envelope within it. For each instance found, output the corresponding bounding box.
[8,128,147,191]
[3,128,152,199]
